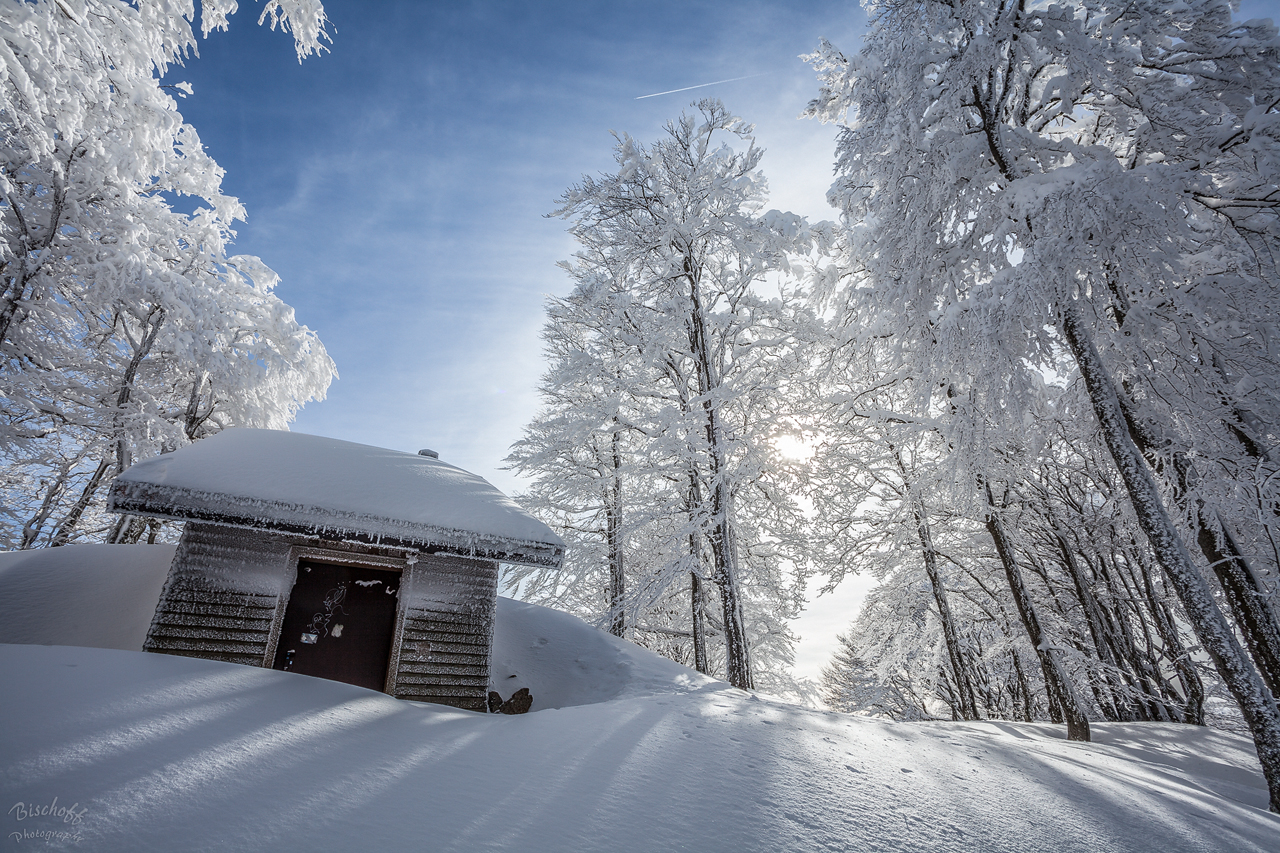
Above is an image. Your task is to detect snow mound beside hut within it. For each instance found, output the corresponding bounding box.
[0,543,705,709]
[491,597,716,709]
[0,544,174,651]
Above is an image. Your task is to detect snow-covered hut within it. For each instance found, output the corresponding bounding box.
[106,428,563,711]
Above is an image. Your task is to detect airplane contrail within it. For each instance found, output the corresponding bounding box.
[635,73,771,100]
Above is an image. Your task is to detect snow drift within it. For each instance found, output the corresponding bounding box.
[1,544,1277,852]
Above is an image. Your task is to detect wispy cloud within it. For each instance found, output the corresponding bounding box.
[635,72,771,100]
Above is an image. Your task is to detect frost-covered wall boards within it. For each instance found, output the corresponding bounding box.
[106,429,563,711]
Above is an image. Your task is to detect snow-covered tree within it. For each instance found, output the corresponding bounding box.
[0,1,335,547]
[515,101,816,691]
[506,271,670,640]
[806,0,1280,809]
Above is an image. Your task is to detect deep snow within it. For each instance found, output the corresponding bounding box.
[2,544,1278,852]
[0,544,172,651]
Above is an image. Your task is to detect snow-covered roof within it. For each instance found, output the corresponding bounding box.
[107,429,563,567]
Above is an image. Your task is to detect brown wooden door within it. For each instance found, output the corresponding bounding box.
[272,560,400,691]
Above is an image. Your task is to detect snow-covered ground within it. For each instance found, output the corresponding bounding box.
[2,545,1278,851]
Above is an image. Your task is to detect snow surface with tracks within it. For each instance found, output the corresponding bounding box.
[2,544,1278,851]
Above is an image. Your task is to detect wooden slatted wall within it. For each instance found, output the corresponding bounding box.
[143,522,292,666]
[394,554,498,711]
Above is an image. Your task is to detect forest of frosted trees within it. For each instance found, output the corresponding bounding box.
[4,0,1280,818]
[511,0,1280,813]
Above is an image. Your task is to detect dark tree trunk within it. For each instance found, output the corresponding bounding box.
[1138,556,1206,725]
[606,426,625,637]
[1060,302,1280,811]
[894,446,979,719]
[686,469,711,675]
[50,457,112,546]
[985,480,1091,742]
[691,572,709,675]
[1110,289,1280,701]
[1198,517,1280,702]
[915,498,980,720]
[1010,647,1035,722]
[20,465,72,549]
[686,266,752,690]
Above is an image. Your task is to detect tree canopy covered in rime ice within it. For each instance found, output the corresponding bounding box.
[0,0,336,548]
[805,0,1280,811]
[509,100,824,694]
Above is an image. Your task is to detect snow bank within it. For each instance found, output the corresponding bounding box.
[0,544,703,709]
[2,644,1276,852]
[0,544,174,651]
[490,597,715,708]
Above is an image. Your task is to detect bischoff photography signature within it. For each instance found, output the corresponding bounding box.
[8,798,87,845]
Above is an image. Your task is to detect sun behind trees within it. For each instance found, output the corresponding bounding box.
[508,100,822,694]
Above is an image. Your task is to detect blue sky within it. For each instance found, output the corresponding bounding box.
[172,0,865,485]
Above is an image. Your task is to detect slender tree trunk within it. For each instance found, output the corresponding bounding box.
[711,511,752,690]
[691,572,709,675]
[20,466,72,549]
[1198,515,1280,701]
[1053,533,1127,721]
[686,267,752,690]
[50,457,112,546]
[1138,557,1206,725]
[0,163,66,348]
[985,480,1091,741]
[686,468,712,675]
[1060,302,1280,811]
[1110,293,1280,698]
[894,446,979,719]
[606,426,625,637]
[1091,552,1165,719]
[111,514,149,544]
[1010,647,1035,722]
[916,504,979,719]
[183,371,211,439]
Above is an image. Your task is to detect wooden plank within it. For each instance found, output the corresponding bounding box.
[397,661,489,678]
[147,617,270,637]
[405,649,488,666]
[148,647,263,666]
[146,637,266,657]
[396,676,486,691]
[404,608,490,626]
[397,685,489,700]
[402,695,488,712]
[401,629,489,647]
[396,683,488,696]
[155,594,278,612]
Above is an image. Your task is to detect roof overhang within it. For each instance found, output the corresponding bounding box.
[105,429,564,569]
[109,479,563,567]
